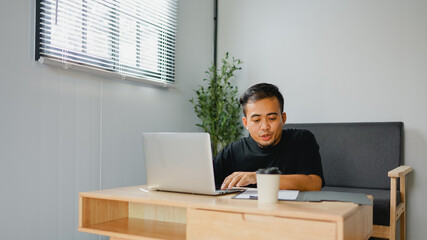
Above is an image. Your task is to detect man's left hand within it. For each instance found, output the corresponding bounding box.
[221,171,257,189]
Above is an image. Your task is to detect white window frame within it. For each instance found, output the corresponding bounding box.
[35,0,178,87]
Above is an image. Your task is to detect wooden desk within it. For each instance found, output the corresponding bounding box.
[78,185,372,240]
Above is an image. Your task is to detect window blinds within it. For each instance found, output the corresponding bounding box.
[35,0,178,84]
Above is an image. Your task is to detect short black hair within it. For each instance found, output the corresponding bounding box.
[239,83,284,117]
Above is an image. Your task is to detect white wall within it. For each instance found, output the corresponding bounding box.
[218,0,427,239]
[0,0,213,239]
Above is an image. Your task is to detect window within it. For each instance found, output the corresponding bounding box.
[35,0,178,85]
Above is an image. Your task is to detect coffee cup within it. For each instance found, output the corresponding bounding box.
[256,167,281,203]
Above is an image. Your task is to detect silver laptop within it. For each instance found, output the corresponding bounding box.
[142,132,242,195]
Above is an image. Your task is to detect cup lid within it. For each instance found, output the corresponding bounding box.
[256,167,281,174]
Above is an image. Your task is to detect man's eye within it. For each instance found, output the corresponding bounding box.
[253,119,260,123]
[269,118,277,121]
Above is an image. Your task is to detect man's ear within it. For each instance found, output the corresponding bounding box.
[242,116,248,129]
[282,112,287,125]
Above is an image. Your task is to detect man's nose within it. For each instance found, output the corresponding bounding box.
[260,120,270,130]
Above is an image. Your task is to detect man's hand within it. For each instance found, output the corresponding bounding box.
[221,172,257,189]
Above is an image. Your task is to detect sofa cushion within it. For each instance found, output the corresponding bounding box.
[322,186,401,226]
[284,122,403,189]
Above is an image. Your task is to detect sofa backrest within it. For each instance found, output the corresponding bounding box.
[284,122,403,190]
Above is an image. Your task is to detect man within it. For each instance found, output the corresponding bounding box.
[214,83,324,191]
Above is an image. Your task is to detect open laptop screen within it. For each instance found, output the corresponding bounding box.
[142,132,219,195]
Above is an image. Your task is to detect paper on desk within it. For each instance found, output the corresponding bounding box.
[233,189,299,200]
[278,190,299,200]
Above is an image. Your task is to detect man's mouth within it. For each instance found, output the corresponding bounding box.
[260,133,272,141]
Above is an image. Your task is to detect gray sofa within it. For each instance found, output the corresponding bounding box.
[284,122,412,240]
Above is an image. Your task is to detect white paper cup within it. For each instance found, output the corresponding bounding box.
[256,167,281,203]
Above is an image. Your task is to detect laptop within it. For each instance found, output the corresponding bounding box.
[142,132,242,195]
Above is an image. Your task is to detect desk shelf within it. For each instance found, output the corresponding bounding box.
[79,196,187,240]
[79,217,186,240]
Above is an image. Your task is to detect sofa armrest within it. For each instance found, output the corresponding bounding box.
[388,165,412,233]
[388,165,413,178]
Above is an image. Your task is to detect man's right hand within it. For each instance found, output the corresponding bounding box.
[221,171,257,189]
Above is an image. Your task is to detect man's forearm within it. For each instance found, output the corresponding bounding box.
[279,174,322,191]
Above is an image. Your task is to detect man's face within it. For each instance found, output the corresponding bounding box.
[242,97,286,148]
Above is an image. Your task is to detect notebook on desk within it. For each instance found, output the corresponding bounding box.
[142,132,242,195]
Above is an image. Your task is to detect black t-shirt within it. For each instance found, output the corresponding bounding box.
[213,129,325,188]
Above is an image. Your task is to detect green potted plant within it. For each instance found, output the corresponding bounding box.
[190,52,244,156]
